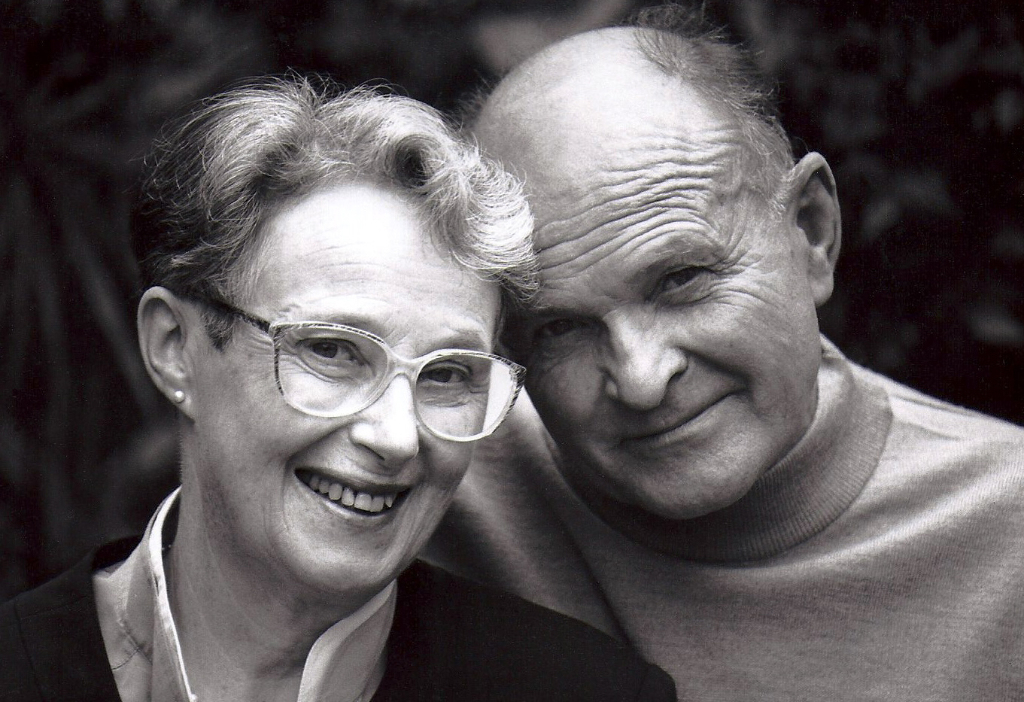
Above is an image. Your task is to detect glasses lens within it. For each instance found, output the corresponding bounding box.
[276,324,389,417]
[414,353,521,440]
[275,323,522,441]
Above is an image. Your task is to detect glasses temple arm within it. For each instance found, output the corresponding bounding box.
[201,296,272,334]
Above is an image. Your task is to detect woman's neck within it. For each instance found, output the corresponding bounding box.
[165,503,331,702]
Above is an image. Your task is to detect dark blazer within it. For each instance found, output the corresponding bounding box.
[1,539,675,701]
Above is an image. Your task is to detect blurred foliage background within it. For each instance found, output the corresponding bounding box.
[1,0,1022,600]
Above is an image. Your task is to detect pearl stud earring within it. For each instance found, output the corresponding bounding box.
[172,390,185,403]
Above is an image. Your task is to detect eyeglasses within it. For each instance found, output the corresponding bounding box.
[197,297,525,442]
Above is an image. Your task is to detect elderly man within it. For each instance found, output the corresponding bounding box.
[426,8,1024,701]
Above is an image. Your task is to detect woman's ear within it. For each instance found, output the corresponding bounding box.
[782,152,842,307]
[137,287,199,417]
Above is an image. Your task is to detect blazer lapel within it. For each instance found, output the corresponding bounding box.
[14,541,135,702]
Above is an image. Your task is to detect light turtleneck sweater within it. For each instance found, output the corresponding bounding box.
[425,337,1024,701]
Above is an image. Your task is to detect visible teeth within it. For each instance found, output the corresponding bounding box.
[301,471,399,514]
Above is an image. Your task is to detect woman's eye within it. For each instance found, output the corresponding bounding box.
[308,341,340,358]
[305,339,358,362]
[421,365,469,385]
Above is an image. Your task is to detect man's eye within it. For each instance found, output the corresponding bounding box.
[534,318,586,340]
[655,267,705,296]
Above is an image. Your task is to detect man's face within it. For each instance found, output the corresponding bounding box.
[477,34,829,534]
[181,183,499,613]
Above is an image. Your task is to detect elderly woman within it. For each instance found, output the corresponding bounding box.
[0,78,674,701]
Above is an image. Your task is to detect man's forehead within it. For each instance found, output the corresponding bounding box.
[474,28,734,200]
[474,29,741,256]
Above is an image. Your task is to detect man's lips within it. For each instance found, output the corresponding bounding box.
[295,468,407,515]
[619,394,729,444]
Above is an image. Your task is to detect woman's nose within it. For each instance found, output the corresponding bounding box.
[347,376,420,466]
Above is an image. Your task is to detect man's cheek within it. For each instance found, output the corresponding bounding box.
[528,360,602,423]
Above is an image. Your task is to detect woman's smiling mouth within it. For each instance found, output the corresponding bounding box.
[296,468,404,514]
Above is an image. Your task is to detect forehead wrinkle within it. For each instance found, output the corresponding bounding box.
[537,191,712,272]
[533,136,736,274]
[611,129,739,182]
[535,213,723,317]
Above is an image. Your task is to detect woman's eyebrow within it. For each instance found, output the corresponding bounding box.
[288,314,492,353]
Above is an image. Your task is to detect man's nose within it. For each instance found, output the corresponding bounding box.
[348,376,420,467]
[602,311,687,411]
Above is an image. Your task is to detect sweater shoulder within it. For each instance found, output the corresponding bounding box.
[851,360,1024,447]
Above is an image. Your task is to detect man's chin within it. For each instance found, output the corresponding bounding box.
[562,452,738,511]
[601,488,729,521]
[556,458,756,549]
[565,471,714,521]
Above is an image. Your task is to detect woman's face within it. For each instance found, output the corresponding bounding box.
[180,183,500,614]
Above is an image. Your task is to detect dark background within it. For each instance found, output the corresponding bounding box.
[2,0,1022,600]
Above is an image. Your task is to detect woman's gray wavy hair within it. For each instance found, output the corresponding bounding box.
[133,75,536,347]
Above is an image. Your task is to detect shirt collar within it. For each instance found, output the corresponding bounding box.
[95,488,396,702]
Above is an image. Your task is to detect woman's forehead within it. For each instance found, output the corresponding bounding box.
[245,183,500,349]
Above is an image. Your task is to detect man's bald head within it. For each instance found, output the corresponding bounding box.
[473,15,795,212]
[476,29,732,214]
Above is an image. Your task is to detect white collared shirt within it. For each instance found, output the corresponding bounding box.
[92,489,396,702]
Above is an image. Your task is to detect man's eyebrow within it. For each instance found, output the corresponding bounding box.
[622,230,718,286]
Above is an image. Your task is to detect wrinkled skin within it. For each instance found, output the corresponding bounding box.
[138,183,500,695]
[476,28,840,546]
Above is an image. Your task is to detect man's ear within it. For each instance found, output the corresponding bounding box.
[783,152,842,307]
[137,286,200,418]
